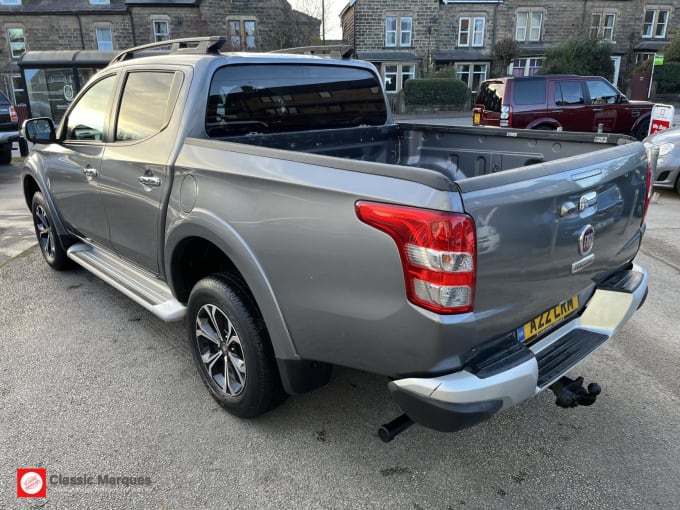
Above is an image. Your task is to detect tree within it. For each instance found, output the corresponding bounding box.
[663,30,680,62]
[288,0,339,43]
[540,38,615,79]
[493,38,520,76]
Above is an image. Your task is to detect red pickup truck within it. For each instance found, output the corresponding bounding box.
[473,75,653,140]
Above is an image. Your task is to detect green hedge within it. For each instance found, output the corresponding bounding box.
[403,79,470,107]
[655,62,680,93]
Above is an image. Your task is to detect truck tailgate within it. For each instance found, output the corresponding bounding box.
[456,142,648,345]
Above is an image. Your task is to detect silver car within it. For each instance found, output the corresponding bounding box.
[644,127,680,194]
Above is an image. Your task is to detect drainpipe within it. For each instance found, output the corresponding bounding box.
[129,8,137,46]
[76,14,86,49]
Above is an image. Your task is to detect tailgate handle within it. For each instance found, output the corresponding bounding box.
[579,191,598,211]
[560,201,577,217]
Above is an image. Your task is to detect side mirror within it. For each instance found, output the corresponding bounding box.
[22,117,56,144]
[617,94,629,104]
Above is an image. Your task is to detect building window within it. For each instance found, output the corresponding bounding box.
[456,63,487,91]
[89,0,110,4]
[590,13,616,40]
[384,63,415,93]
[636,52,655,63]
[153,20,169,42]
[227,19,256,50]
[511,57,542,77]
[96,26,113,50]
[458,17,485,47]
[643,9,669,39]
[0,0,22,5]
[385,16,413,47]
[7,27,25,58]
[11,74,26,104]
[515,11,543,42]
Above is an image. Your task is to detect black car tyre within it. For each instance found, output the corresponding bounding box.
[675,174,680,195]
[635,119,650,140]
[19,137,29,157]
[0,148,11,164]
[31,192,74,270]
[187,274,285,418]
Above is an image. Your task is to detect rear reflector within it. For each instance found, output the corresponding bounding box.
[356,201,476,314]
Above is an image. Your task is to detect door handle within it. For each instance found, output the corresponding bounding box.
[138,175,162,188]
[592,108,603,112]
[551,109,562,113]
[82,166,98,179]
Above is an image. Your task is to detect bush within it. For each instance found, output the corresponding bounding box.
[403,78,470,107]
[655,62,680,92]
[540,38,615,79]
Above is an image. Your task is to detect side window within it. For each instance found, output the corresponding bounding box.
[65,75,116,142]
[555,81,584,105]
[586,79,619,104]
[512,78,545,105]
[115,71,180,142]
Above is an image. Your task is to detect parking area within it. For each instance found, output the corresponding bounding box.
[1,149,679,508]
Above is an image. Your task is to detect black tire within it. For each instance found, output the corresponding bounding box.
[675,174,680,195]
[534,124,554,131]
[31,192,74,270]
[19,137,29,157]
[0,148,11,165]
[187,274,285,418]
[635,119,650,140]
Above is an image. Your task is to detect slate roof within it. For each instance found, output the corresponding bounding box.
[0,0,128,12]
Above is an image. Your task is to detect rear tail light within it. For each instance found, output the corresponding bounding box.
[9,105,17,123]
[356,201,476,314]
[641,161,653,225]
[500,105,512,127]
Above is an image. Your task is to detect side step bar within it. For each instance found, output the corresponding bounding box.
[67,243,186,321]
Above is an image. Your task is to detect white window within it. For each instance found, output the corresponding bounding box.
[515,11,542,42]
[511,57,542,77]
[7,27,25,58]
[383,64,415,93]
[96,26,113,50]
[643,9,670,38]
[385,16,413,47]
[153,20,169,42]
[227,19,256,50]
[456,63,487,91]
[458,17,485,47]
[0,0,22,5]
[11,74,25,104]
[591,12,616,40]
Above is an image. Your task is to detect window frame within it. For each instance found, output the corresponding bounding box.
[456,62,488,91]
[7,27,25,59]
[643,9,670,39]
[227,18,257,50]
[515,11,543,42]
[383,63,416,93]
[95,26,113,51]
[472,17,485,47]
[385,15,413,48]
[458,17,471,46]
[62,73,117,144]
[152,19,170,42]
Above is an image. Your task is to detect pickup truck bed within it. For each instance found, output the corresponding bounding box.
[21,37,651,440]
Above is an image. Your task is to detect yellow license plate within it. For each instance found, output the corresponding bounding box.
[517,295,579,343]
[473,112,481,124]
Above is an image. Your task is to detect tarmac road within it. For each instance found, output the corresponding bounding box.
[0,175,679,507]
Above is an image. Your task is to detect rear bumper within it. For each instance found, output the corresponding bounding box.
[0,130,20,146]
[388,264,648,432]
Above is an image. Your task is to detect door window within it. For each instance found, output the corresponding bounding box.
[586,80,619,104]
[115,71,180,141]
[554,81,584,105]
[65,75,116,141]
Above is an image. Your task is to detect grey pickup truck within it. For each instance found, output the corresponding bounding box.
[22,37,652,441]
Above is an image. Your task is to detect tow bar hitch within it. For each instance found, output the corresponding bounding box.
[550,376,601,408]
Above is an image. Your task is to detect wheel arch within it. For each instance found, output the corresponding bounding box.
[165,218,299,361]
[526,118,561,130]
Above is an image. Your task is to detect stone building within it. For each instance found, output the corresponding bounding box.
[0,0,320,109]
[341,0,680,96]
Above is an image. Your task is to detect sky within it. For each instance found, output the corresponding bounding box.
[289,0,348,41]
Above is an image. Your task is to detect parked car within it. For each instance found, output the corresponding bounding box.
[0,90,22,164]
[644,126,680,194]
[473,75,653,140]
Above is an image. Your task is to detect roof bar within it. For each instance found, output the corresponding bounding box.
[271,45,354,59]
[110,36,227,65]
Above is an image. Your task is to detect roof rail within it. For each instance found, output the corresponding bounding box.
[270,45,354,59]
[110,36,226,65]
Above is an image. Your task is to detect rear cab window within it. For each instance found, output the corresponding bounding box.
[206,64,388,137]
[475,81,505,112]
